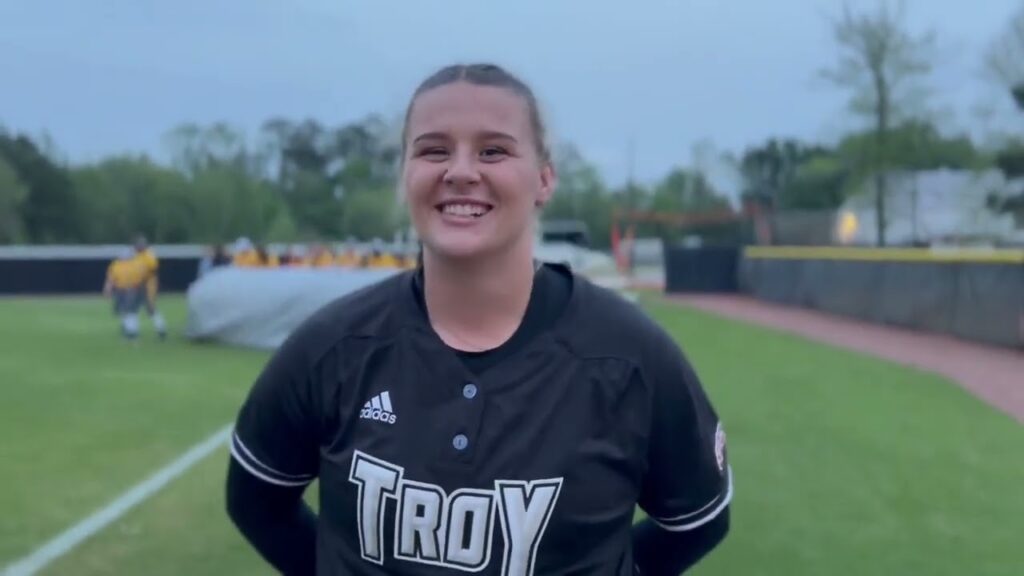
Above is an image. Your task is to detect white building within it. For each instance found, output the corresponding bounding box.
[835,169,1024,247]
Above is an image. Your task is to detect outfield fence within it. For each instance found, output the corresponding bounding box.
[738,246,1024,349]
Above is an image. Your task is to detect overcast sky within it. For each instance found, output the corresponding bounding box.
[1,0,1021,190]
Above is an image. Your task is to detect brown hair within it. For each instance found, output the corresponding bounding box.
[400,63,551,164]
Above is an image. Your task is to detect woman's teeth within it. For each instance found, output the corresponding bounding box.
[441,204,489,217]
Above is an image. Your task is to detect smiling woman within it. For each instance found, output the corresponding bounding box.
[398,64,557,351]
[400,64,555,269]
[225,63,732,576]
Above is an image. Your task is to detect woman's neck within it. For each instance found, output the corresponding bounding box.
[421,239,536,352]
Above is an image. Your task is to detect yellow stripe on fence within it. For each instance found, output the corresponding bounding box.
[743,246,1024,264]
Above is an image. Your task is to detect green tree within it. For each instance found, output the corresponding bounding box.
[820,0,936,245]
[164,122,261,178]
[255,115,402,240]
[70,156,192,243]
[985,4,1024,222]
[545,144,603,217]
[0,130,80,243]
[838,120,986,172]
[0,157,28,243]
[542,143,616,247]
[284,170,344,239]
[188,165,285,243]
[271,118,330,181]
[328,114,401,188]
[780,155,852,210]
[264,208,300,243]
[739,138,831,206]
[340,188,398,240]
[990,141,1024,223]
[986,2,1024,97]
[653,168,739,244]
[649,168,730,214]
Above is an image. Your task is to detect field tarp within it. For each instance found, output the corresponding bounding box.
[739,256,1024,349]
[184,242,632,350]
[184,267,400,350]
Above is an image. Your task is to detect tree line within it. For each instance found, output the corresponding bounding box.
[0,1,1021,248]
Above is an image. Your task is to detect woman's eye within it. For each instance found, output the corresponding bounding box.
[480,147,508,160]
[417,147,448,159]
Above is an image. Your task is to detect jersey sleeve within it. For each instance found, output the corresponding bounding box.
[636,333,732,532]
[230,325,324,488]
[144,251,159,273]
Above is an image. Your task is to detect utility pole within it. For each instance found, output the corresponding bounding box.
[625,138,637,211]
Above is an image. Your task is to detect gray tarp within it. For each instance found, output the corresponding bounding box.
[184,243,634,351]
[184,266,400,350]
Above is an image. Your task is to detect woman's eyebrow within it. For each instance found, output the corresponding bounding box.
[411,132,449,144]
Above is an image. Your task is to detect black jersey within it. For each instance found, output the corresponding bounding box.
[230,262,732,576]
[412,261,571,376]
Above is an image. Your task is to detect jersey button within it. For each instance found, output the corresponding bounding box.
[462,383,478,399]
[452,434,469,451]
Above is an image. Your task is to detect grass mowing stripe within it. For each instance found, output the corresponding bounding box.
[3,425,232,576]
[0,296,265,561]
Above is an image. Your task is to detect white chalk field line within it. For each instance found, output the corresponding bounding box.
[3,424,233,576]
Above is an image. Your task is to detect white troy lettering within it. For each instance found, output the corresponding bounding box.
[496,480,564,576]
[396,482,445,562]
[348,450,561,575]
[348,452,402,564]
[444,489,496,570]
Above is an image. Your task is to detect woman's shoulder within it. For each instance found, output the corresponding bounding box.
[561,275,682,364]
[283,270,414,359]
[309,270,411,330]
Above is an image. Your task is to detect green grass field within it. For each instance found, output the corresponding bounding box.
[1,295,1021,575]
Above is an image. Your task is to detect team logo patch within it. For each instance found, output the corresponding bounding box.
[714,421,727,473]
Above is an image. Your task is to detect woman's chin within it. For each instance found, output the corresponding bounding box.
[423,234,495,261]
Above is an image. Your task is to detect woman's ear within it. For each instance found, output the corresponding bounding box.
[536,163,557,208]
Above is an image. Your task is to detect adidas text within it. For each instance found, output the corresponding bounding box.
[360,407,397,424]
[361,391,397,425]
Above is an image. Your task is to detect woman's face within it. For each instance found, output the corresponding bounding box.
[402,82,554,261]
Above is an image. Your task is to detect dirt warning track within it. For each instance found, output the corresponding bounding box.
[668,294,1024,424]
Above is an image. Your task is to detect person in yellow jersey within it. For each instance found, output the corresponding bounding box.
[301,243,336,267]
[362,240,401,268]
[103,248,149,339]
[333,242,361,267]
[132,235,168,340]
[231,237,263,267]
[401,250,419,269]
[366,250,401,268]
[256,245,280,267]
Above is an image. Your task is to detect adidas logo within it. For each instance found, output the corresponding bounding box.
[360,391,397,424]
